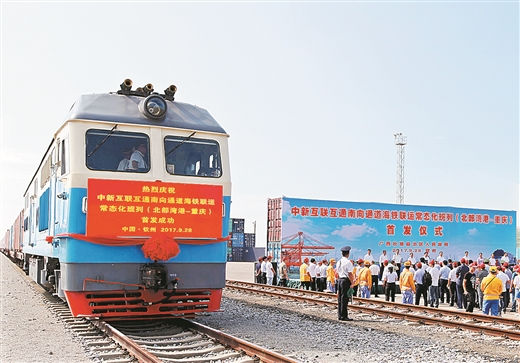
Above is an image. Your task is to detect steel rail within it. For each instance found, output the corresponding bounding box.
[226,280,520,341]
[177,319,301,363]
[91,320,164,363]
[93,318,301,363]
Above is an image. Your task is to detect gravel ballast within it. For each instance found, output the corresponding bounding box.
[0,254,92,363]
[197,289,520,363]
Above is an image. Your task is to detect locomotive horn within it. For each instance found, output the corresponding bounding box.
[164,85,177,101]
[143,83,154,96]
[120,79,133,92]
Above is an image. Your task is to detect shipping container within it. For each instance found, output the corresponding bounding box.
[231,218,245,233]
[231,247,244,262]
[244,233,256,247]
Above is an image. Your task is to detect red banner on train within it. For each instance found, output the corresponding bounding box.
[86,179,222,238]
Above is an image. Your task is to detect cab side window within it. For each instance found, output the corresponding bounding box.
[86,129,150,173]
[164,136,221,177]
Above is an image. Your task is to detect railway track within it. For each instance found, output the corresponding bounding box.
[226,280,520,341]
[46,297,300,363]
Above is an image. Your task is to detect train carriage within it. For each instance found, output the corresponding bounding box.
[6,80,231,318]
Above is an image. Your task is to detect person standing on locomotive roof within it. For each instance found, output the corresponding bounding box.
[336,246,355,321]
[129,142,147,170]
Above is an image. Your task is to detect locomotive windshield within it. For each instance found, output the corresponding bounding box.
[164,136,221,177]
[86,129,150,173]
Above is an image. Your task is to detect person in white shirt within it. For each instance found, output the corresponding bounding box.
[497,267,510,314]
[117,147,132,171]
[318,260,328,292]
[364,249,374,263]
[260,256,267,284]
[392,249,403,278]
[382,265,398,302]
[448,262,459,307]
[489,254,496,267]
[436,251,445,263]
[130,143,148,170]
[427,260,441,308]
[266,256,275,286]
[336,246,355,321]
[476,252,484,265]
[308,258,317,291]
[369,261,381,297]
[379,250,388,265]
[408,252,416,266]
[461,251,470,262]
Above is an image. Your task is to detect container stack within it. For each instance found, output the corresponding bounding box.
[229,218,245,262]
[244,233,256,248]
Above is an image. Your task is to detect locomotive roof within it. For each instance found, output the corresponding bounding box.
[65,93,227,134]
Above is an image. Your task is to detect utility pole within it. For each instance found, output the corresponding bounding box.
[394,133,407,204]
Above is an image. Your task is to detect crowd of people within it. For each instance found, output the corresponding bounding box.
[255,249,520,320]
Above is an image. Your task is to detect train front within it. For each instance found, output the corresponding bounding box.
[54,80,231,318]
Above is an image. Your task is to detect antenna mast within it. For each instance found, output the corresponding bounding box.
[394,133,407,204]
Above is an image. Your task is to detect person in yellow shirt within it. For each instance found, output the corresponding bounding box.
[326,258,336,293]
[300,258,311,290]
[399,261,416,304]
[480,266,504,316]
[358,260,373,298]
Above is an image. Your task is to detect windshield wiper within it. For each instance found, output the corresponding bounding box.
[87,124,118,158]
[165,131,196,158]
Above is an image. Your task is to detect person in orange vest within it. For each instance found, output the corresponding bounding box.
[358,260,373,298]
[326,258,336,293]
[481,266,504,316]
[300,258,311,290]
[352,259,363,297]
[399,261,416,304]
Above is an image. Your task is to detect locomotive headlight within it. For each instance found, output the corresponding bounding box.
[139,95,167,119]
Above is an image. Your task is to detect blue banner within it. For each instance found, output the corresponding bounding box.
[281,197,516,263]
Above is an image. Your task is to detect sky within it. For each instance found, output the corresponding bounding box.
[1,1,519,249]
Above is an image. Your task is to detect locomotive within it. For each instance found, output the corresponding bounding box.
[1,79,231,318]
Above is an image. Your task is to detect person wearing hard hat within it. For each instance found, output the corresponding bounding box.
[300,258,311,290]
[480,266,504,316]
[399,261,416,304]
[326,258,336,293]
[358,260,373,299]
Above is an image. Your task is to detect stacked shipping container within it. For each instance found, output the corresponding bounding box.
[227,218,257,262]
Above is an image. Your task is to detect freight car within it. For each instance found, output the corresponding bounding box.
[1,80,231,318]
